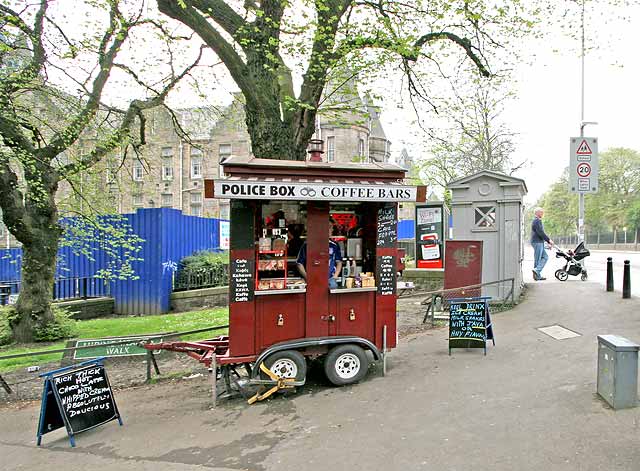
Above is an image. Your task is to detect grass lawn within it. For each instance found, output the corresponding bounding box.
[0,308,229,373]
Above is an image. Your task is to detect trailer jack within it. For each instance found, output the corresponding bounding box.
[247,363,305,404]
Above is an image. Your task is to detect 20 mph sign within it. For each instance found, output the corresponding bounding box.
[569,137,598,194]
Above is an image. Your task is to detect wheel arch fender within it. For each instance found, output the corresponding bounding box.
[251,336,381,379]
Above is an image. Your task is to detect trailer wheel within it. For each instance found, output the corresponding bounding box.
[324,344,369,386]
[262,350,307,382]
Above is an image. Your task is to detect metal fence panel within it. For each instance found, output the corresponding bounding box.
[0,209,225,312]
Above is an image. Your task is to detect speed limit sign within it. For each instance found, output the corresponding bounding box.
[577,162,591,177]
[569,137,598,193]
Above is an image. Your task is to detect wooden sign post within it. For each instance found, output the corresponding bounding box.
[448,297,495,355]
[37,358,122,447]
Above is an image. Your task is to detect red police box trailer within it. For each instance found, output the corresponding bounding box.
[147,156,425,403]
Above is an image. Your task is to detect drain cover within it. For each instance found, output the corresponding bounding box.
[537,325,581,340]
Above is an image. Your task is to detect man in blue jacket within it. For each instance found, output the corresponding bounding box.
[531,207,554,280]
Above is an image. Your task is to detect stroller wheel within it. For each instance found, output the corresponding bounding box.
[581,272,588,281]
[555,269,569,281]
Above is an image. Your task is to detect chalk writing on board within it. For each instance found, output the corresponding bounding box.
[231,258,254,302]
[449,302,486,343]
[377,255,396,296]
[377,205,397,247]
[52,365,119,433]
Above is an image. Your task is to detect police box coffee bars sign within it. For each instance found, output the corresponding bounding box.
[214,180,417,202]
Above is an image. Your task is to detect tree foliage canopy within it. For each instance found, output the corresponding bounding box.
[157,0,538,160]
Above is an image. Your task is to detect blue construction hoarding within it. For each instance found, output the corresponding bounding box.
[0,208,226,315]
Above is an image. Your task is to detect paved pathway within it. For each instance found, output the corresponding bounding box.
[2,280,639,470]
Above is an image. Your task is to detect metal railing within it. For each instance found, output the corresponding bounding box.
[173,265,229,292]
[556,228,639,251]
[420,278,516,325]
[0,324,229,395]
[0,276,110,305]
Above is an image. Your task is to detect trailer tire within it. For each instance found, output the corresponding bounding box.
[262,350,307,383]
[324,344,369,386]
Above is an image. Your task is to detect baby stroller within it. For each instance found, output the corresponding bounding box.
[554,242,590,281]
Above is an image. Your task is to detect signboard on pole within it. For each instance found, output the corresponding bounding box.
[569,137,598,193]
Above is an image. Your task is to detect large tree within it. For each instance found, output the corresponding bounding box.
[156,0,536,161]
[0,0,201,342]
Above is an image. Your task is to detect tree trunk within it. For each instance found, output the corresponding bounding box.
[12,235,60,342]
[11,184,62,343]
[244,96,309,161]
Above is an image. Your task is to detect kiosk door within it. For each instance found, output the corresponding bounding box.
[304,202,332,337]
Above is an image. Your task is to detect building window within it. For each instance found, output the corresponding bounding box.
[190,192,202,204]
[162,157,173,181]
[220,203,230,220]
[219,143,232,163]
[358,138,365,158]
[132,159,144,181]
[327,136,335,162]
[191,149,203,179]
[191,205,202,217]
[161,146,173,157]
[132,194,144,206]
[474,205,497,229]
[161,193,173,207]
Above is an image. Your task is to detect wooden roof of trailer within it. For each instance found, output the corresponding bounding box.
[221,156,407,182]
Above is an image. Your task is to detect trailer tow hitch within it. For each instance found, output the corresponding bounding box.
[247,363,305,404]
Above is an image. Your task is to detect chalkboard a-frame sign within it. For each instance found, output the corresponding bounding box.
[448,297,495,355]
[37,358,122,447]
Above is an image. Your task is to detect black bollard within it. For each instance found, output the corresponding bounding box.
[622,260,631,299]
[606,257,614,292]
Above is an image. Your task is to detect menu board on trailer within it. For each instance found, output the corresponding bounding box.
[230,258,254,302]
[377,204,397,248]
[376,255,396,296]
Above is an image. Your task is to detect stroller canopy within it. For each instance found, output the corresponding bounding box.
[572,242,590,261]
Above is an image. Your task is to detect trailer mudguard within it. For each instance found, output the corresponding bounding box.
[250,336,382,379]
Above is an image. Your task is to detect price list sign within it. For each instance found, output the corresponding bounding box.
[377,204,397,248]
[230,258,254,302]
[37,361,122,447]
[448,299,494,355]
[377,255,396,296]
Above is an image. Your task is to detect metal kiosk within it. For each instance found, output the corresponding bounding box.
[147,157,424,403]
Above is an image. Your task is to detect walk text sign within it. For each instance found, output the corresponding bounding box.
[213,180,418,202]
[74,337,162,360]
[448,297,494,355]
[37,359,122,447]
[569,137,599,194]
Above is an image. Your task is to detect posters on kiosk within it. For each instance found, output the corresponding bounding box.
[416,205,444,269]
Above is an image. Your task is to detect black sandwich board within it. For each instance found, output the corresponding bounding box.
[448,297,495,355]
[37,358,122,447]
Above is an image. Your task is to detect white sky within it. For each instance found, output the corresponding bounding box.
[378,3,640,205]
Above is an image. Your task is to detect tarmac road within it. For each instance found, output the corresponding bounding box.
[2,280,640,470]
[525,246,640,297]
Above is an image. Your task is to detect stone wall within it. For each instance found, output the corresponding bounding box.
[170,286,228,312]
[56,297,114,320]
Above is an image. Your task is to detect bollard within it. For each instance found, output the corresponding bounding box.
[606,257,614,292]
[622,260,631,299]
